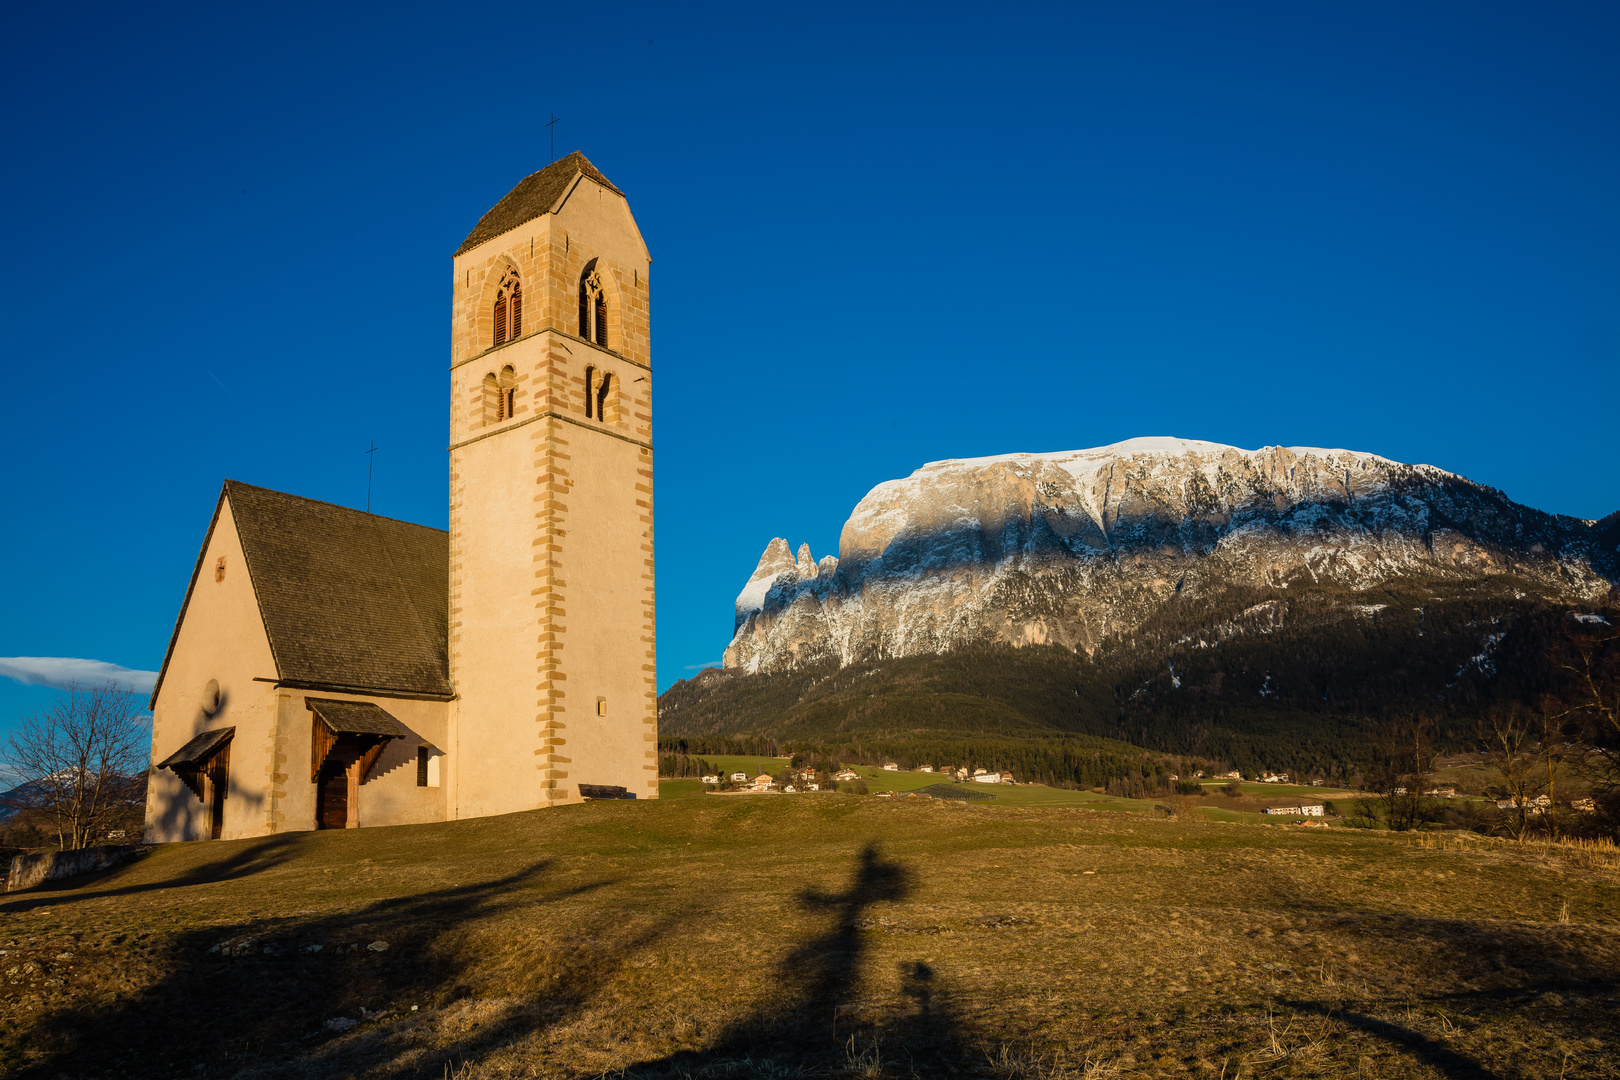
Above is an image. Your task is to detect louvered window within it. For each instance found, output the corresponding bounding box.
[579,286,590,339]
[493,269,521,347]
[596,372,611,421]
[503,388,515,419]
[594,293,608,346]
[584,365,595,419]
[417,747,429,787]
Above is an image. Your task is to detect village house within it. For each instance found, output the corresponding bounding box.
[805,783,819,792]
[1261,802,1325,816]
[1496,794,1552,813]
[783,784,797,793]
[1261,773,1289,784]
[700,775,720,784]
[1424,787,1457,798]
[972,772,1003,784]
[750,773,776,792]
[731,772,749,782]
[1217,770,1242,780]
[882,762,899,771]
[1573,797,1596,812]
[918,765,934,773]
[834,768,859,781]
[143,153,657,841]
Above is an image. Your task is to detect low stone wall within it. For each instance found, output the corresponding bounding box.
[6,845,148,892]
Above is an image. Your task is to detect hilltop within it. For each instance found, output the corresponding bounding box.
[2,796,1618,1078]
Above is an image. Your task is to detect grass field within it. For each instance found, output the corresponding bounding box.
[3,796,1618,1078]
[666,768,1362,824]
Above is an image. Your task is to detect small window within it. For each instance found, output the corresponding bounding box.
[498,365,516,421]
[214,556,226,583]
[482,371,499,425]
[492,268,522,347]
[417,746,429,787]
[583,367,613,422]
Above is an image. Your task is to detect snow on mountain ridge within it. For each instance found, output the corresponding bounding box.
[722,438,1615,675]
[924,436,1406,473]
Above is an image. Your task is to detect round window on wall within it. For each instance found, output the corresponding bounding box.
[203,679,221,715]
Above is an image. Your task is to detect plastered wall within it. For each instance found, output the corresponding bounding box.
[270,690,448,831]
[144,500,279,843]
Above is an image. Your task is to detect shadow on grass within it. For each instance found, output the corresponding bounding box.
[637,844,973,1078]
[1254,876,1620,1080]
[0,832,305,912]
[4,858,686,1079]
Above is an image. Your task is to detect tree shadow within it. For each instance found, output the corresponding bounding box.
[5,858,696,1079]
[0,831,303,911]
[1249,875,1620,1079]
[640,844,973,1077]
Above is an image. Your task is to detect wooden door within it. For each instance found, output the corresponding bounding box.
[317,761,349,829]
[208,762,227,839]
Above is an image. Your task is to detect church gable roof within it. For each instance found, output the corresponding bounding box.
[455,151,623,256]
[224,482,452,698]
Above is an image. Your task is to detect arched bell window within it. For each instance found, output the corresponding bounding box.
[492,268,522,347]
[498,365,516,421]
[578,260,608,347]
[483,367,517,425]
[583,366,613,421]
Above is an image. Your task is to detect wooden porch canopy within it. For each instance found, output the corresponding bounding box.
[157,726,235,802]
[306,698,407,783]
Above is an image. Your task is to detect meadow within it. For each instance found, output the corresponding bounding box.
[2,794,1617,1079]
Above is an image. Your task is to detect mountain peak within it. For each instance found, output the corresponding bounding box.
[724,438,1614,674]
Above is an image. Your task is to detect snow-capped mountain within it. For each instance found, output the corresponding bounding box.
[723,437,1618,674]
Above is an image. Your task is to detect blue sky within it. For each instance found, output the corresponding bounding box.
[1,1,1617,743]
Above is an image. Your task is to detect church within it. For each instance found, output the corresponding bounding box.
[143,153,657,841]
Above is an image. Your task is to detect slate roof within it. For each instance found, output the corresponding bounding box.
[455,151,622,256]
[158,726,235,770]
[149,481,452,706]
[306,698,408,738]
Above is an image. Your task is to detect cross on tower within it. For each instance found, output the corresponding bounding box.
[546,114,562,164]
[365,441,378,513]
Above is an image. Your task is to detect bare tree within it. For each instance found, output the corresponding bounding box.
[1356,713,1435,831]
[1482,706,1544,842]
[1547,614,1619,795]
[4,682,150,850]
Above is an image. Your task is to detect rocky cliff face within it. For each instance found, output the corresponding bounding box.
[723,437,1617,674]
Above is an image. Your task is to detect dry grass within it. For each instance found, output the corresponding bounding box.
[1,797,1617,1078]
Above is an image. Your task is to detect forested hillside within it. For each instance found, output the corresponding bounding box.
[661,574,1615,783]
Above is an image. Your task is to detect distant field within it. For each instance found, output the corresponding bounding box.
[673,754,792,780]
[4,796,1617,1078]
[663,769,1376,824]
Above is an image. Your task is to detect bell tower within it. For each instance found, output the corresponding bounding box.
[446,152,655,814]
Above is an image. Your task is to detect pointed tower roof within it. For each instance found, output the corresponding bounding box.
[455,151,624,255]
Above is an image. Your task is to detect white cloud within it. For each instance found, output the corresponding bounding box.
[683,661,723,670]
[0,657,159,694]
